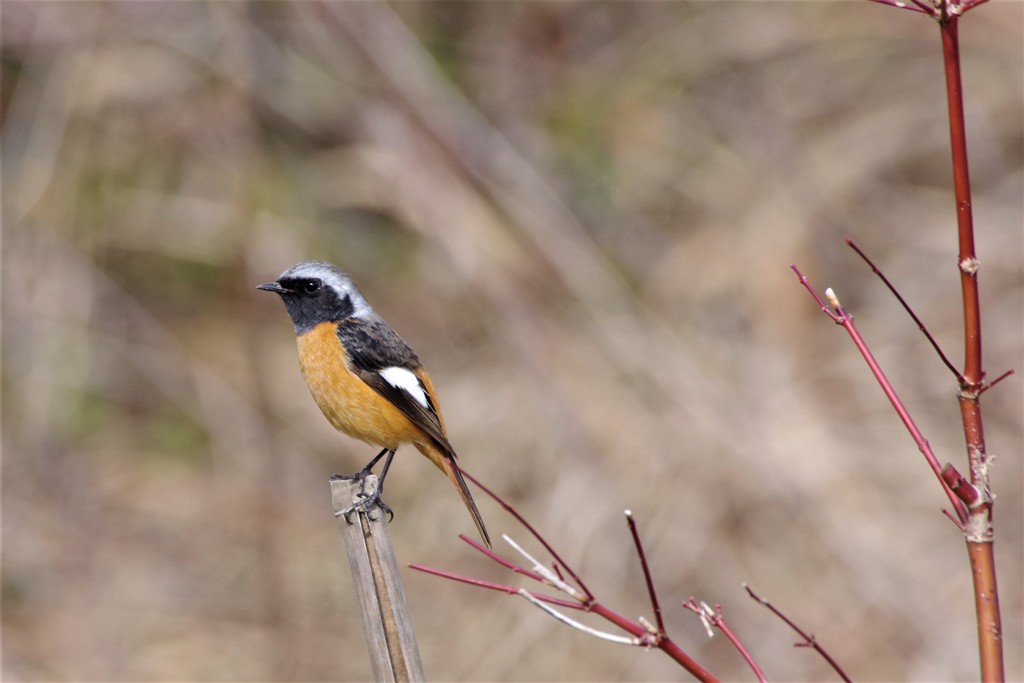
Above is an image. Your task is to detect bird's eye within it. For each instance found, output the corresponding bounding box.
[303,280,321,294]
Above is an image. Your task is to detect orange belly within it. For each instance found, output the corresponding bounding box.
[297,322,424,449]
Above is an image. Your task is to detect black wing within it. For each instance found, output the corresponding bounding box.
[337,317,453,453]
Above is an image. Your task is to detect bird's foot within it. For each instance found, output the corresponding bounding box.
[331,469,394,524]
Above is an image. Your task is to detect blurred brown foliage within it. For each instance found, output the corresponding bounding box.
[2,2,1021,681]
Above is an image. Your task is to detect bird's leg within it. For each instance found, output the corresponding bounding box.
[332,448,395,523]
[331,448,389,490]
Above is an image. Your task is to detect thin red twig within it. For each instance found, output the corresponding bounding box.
[791,266,970,524]
[456,464,594,601]
[414,533,719,681]
[683,599,767,683]
[409,563,583,610]
[418,468,720,681]
[625,511,665,636]
[456,534,549,585]
[941,507,967,531]
[846,239,964,383]
[979,368,1014,395]
[745,585,852,683]
[791,266,842,323]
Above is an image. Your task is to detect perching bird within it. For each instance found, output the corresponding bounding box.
[258,260,490,547]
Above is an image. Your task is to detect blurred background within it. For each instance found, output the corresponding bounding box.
[2,2,1021,681]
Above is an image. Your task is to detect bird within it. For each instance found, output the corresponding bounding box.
[257,260,491,547]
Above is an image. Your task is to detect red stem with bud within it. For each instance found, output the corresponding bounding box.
[793,2,1005,677]
[940,14,1003,681]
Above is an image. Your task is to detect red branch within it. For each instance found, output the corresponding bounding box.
[978,368,1014,395]
[683,599,767,683]
[456,464,594,601]
[846,239,964,383]
[745,585,852,683]
[626,511,665,635]
[942,19,983,389]
[408,560,582,610]
[417,470,720,682]
[940,15,1004,681]
[791,266,970,524]
[844,240,1013,494]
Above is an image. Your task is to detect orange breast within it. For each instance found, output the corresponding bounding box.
[297,322,425,449]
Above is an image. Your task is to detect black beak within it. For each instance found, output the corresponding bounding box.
[257,282,289,294]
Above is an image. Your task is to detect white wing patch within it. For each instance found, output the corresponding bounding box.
[379,366,429,409]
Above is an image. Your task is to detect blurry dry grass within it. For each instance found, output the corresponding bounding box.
[2,2,1021,681]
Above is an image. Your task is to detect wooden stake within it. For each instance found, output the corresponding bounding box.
[331,476,425,682]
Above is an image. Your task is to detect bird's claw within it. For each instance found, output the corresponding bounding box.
[332,469,394,524]
[336,492,393,524]
[358,493,394,523]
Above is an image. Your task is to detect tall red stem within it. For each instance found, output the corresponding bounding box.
[940,15,1003,682]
